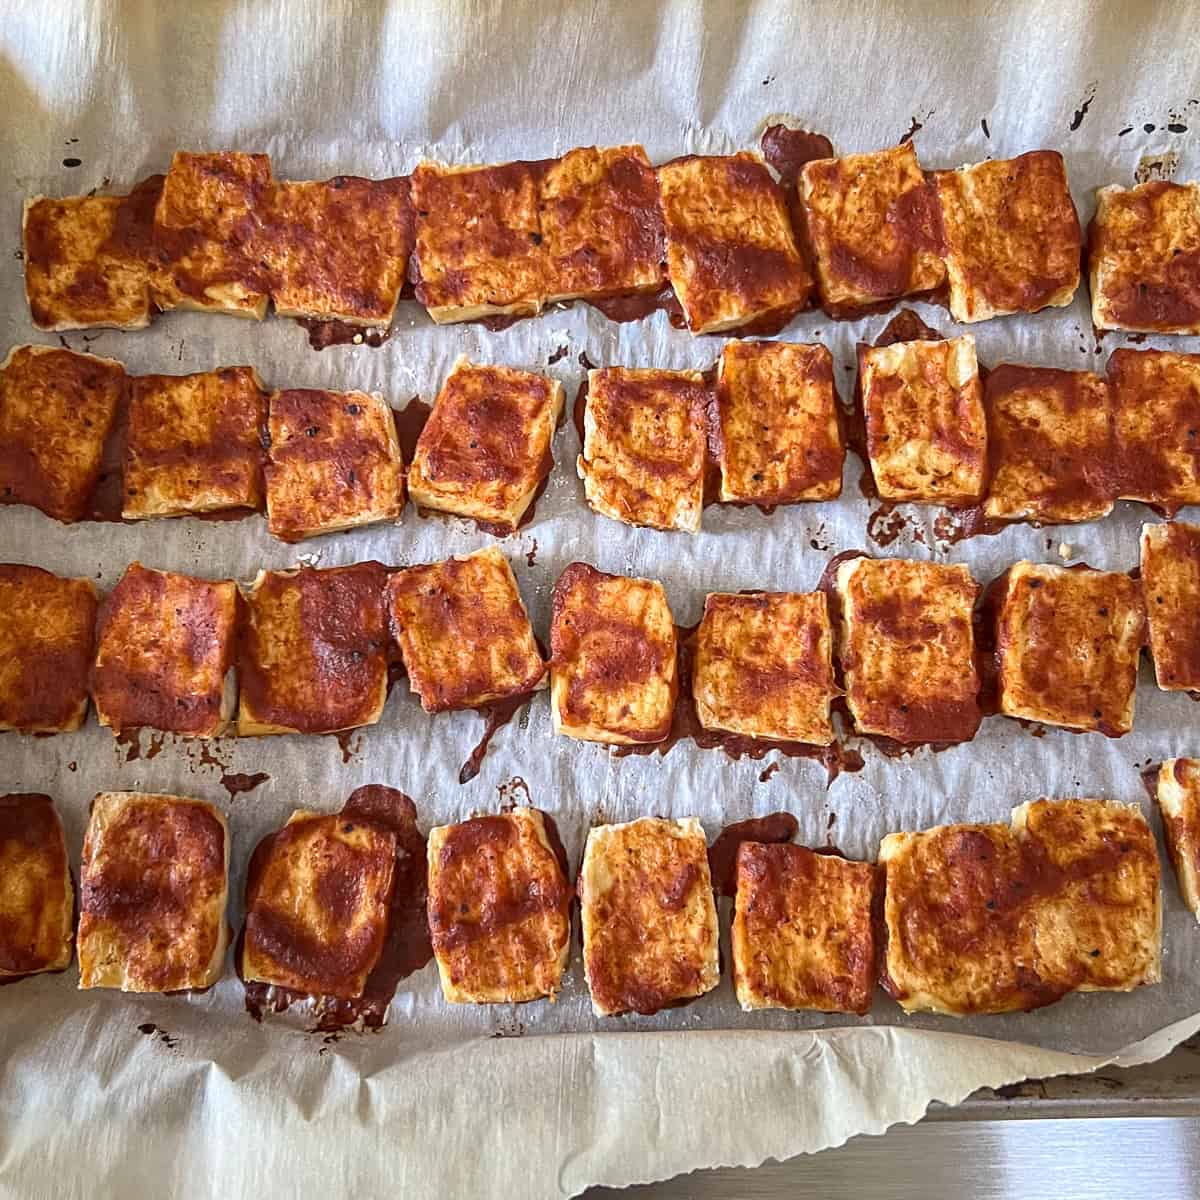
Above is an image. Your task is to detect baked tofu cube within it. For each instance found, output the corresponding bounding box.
[657,153,811,333]
[579,817,719,1016]
[713,340,843,504]
[407,359,563,534]
[934,151,1082,323]
[0,564,97,733]
[550,563,678,745]
[538,145,665,303]
[731,843,876,1013]
[1140,521,1200,691]
[1089,181,1200,334]
[123,366,266,519]
[427,807,571,1003]
[237,561,390,736]
[994,561,1145,736]
[692,591,837,745]
[836,556,981,745]
[264,388,404,542]
[858,335,987,504]
[0,344,125,522]
[0,794,74,978]
[1156,759,1200,919]
[386,547,546,712]
[92,563,238,737]
[982,365,1115,524]
[799,143,945,314]
[578,367,708,532]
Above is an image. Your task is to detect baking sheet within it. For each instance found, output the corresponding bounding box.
[3,0,1200,1195]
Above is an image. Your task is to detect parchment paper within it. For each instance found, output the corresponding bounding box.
[2,1,1200,1196]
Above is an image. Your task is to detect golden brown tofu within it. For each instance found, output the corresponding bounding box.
[237,561,390,736]
[0,794,74,977]
[579,817,719,1016]
[799,143,945,313]
[92,563,238,737]
[657,153,811,333]
[713,340,843,504]
[550,562,678,745]
[1156,759,1200,920]
[731,843,876,1013]
[0,344,125,523]
[692,591,837,745]
[578,367,708,533]
[78,792,230,992]
[407,359,563,534]
[264,388,405,542]
[934,151,1082,323]
[983,364,1115,524]
[0,564,96,733]
[836,556,981,745]
[427,807,571,1004]
[858,335,987,504]
[1089,181,1200,334]
[1140,521,1200,691]
[123,367,266,519]
[994,561,1145,736]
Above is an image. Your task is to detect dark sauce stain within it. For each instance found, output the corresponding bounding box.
[136,1022,179,1049]
[332,730,360,763]
[113,728,165,762]
[932,507,1007,545]
[1141,763,1161,801]
[758,761,780,783]
[1070,88,1096,132]
[866,504,912,548]
[981,118,990,139]
[578,350,597,372]
[759,124,835,187]
[525,539,538,567]
[707,812,799,897]
[221,771,270,799]
[392,397,432,463]
[1118,126,1133,137]
[62,157,82,168]
[546,345,569,365]
[496,775,532,810]
[586,286,683,325]
[1168,123,1189,135]
[1145,123,1157,134]
[296,318,391,351]
[899,116,924,144]
[458,692,536,784]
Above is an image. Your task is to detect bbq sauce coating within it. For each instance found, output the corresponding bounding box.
[1139,521,1200,692]
[1155,759,1200,921]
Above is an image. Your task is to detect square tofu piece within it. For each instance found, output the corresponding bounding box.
[836,556,981,745]
[579,817,719,1016]
[550,563,678,745]
[713,341,843,503]
[242,808,397,997]
[386,547,546,712]
[427,807,571,1003]
[1108,349,1200,511]
[1089,181,1200,333]
[1140,521,1200,691]
[151,151,272,318]
[237,561,390,736]
[994,561,1145,735]
[0,344,125,522]
[1156,759,1200,919]
[123,367,266,518]
[538,145,665,303]
[692,591,837,745]
[800,143,945,314]
[983,365,1115,524]
[0,794,74,977]
[78,792,229,992]
[657,153,811,333]
[731,843,876,1013]
[578,367,708,532]
[264,175,414,325]
[934,151,1082,323]
[858,335,987,504]
[264,388,404,542]
[92,563,238,737]
[0,564,96,733]
[407,359,564,534]
[411,160,548,323]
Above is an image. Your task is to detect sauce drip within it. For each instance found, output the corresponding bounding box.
[458,692,535,784]
[707,812,799,897]
[296,318,391,351]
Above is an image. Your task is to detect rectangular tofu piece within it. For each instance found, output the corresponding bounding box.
[427,807,572,1003]
[858,335,987,504]
[579,817,719,1016]
[1141,521,1200,691]
[657,153,811,333]
[934,151,1082,323]
[1089,181,1200,333]
[92,563,238,737]
[578,366,708,532]
[550,563,678,745]
[123,366,266,518]
[78,792,229,992]
[836,555,981,744]
[1155,759,1200,919]
[407,359,563,534]
[0,564,97,733]
[994,561,1145,735]
[692,591,837,745]
[713,340,843,503]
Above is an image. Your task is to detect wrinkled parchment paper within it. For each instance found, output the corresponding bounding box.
[3,1,1200,1195]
